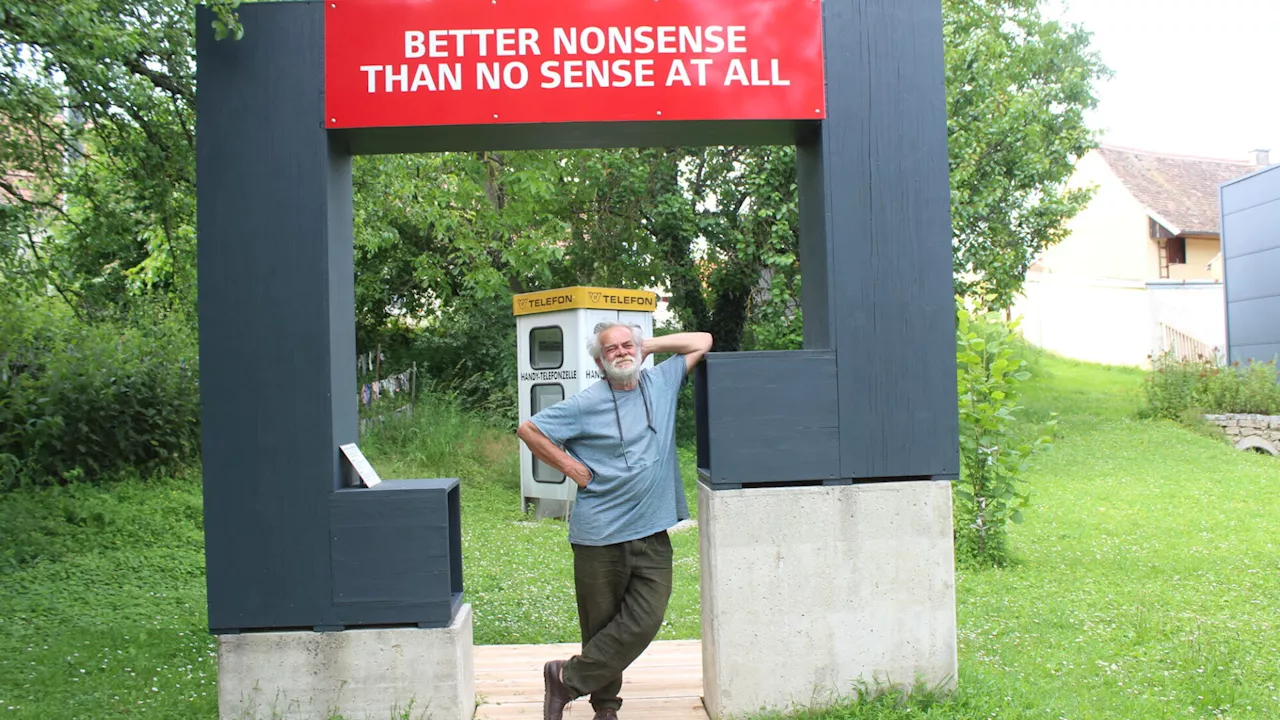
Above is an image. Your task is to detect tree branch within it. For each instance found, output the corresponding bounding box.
[22,228,84,316]
[0,176,68,222]
[121,52,194,104]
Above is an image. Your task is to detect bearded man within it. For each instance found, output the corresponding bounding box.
[516,322,713,720]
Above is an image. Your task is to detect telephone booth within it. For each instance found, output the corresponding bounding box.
[514,286,658,519]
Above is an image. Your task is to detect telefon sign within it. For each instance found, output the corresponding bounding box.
[324,0,826,129]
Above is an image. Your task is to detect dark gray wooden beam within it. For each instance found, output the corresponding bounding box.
[197,1,352,632]
[803,0,960,481]
[198,2,465,633]
[698,351,839,488]
[336,120,816,155]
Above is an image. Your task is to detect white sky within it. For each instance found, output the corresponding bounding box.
[1050,0,1280,161]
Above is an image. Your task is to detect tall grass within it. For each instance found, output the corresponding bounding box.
[0,295,200,489]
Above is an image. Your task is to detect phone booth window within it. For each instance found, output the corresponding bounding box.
[531,383,566,483]
[530,327,563,369]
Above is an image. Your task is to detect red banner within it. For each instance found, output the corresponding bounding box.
[324,0,825,129]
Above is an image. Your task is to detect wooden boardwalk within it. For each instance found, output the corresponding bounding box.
[474,640,708,719]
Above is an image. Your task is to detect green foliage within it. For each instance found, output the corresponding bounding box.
[1202,360,1280,415]
[945,0,1110,310]
[352,151,577,339]
[1141,354,1206,422]
[679,145,800,351]
[1143,354,1280,421]
[954,303,1056,565]
[0,294,199,488]
[410,295,519,429]
[0,0,199,315]
[207,0,244,42]
[351,145,799,354]
[742,287,803,352]
[744,682,975,719]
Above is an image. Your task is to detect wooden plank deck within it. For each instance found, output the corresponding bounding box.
[474,640,708,719]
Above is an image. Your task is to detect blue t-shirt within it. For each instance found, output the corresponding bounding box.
[529,354,691,546]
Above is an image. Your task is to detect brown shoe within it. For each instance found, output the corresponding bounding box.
[543,660,575,720]
[593,710,619,720]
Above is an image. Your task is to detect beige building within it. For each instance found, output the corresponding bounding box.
[1013,145,1269,367]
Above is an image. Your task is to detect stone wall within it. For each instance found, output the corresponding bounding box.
[1203,414,1280,456]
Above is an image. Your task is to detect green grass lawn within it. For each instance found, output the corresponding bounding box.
[0,473,217,718]
[943,356,1280,719]
[1,353,1278,719]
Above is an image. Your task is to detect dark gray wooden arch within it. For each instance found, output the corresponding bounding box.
[196,0,958,634]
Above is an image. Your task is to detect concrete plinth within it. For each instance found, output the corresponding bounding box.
[218,603,475,720]
[698,481,957,719]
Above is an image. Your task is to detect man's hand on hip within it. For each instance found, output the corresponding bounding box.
[566,461,592,489]
[517,420,593,489]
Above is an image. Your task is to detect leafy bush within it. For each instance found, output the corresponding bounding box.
[955,304,1056,566]
[741,288,803,353]
[411,294,519,429]
[1206,360,1280,414]
[1143,354,1280,421]
[0,296,200,488]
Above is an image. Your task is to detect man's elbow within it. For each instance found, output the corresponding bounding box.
[516,420,536,443]
[698,332,714,352]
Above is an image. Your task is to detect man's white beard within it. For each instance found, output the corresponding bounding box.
[602,355,640,385]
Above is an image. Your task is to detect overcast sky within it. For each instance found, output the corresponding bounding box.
[1050,0,1279,162]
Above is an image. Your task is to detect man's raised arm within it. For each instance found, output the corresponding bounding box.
[641,331,713,373]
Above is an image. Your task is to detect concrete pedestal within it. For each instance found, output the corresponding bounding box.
[698,481,957,718]
[218,603,475,720]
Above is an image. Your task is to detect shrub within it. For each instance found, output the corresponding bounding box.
[1143,353,1280,420]
[1203,359,1280,415]
[411,295,519,429]
[0,295,200,488]
[1142,353,1207,421]
[954,303,1056,566]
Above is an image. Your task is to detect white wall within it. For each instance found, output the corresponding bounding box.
[1146,280,1226,356]
[1012,273,1153,367]
[1012,273,1226,367]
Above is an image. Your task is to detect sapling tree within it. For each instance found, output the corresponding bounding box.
[954,302,1057,564]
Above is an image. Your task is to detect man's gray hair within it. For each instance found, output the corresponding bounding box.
[588,322,644,360]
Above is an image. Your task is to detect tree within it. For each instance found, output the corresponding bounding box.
[0,0,1106,345]
[513,146,800,352]
[0,0,198,313]
[649,146,799,351]
[944,0,1109,310]
[350,148,670,347]
[579,0,1109,347]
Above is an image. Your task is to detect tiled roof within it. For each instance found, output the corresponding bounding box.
[1098,145,1262,236]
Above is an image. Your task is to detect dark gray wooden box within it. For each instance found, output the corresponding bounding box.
[329,479,463,629]
[696,351,840,489]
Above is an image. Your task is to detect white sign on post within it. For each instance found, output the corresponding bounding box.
[340,443,382,487]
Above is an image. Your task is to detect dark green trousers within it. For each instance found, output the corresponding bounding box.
[561,530,674,713]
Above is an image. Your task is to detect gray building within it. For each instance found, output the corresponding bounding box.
[1220,161,1280,365]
